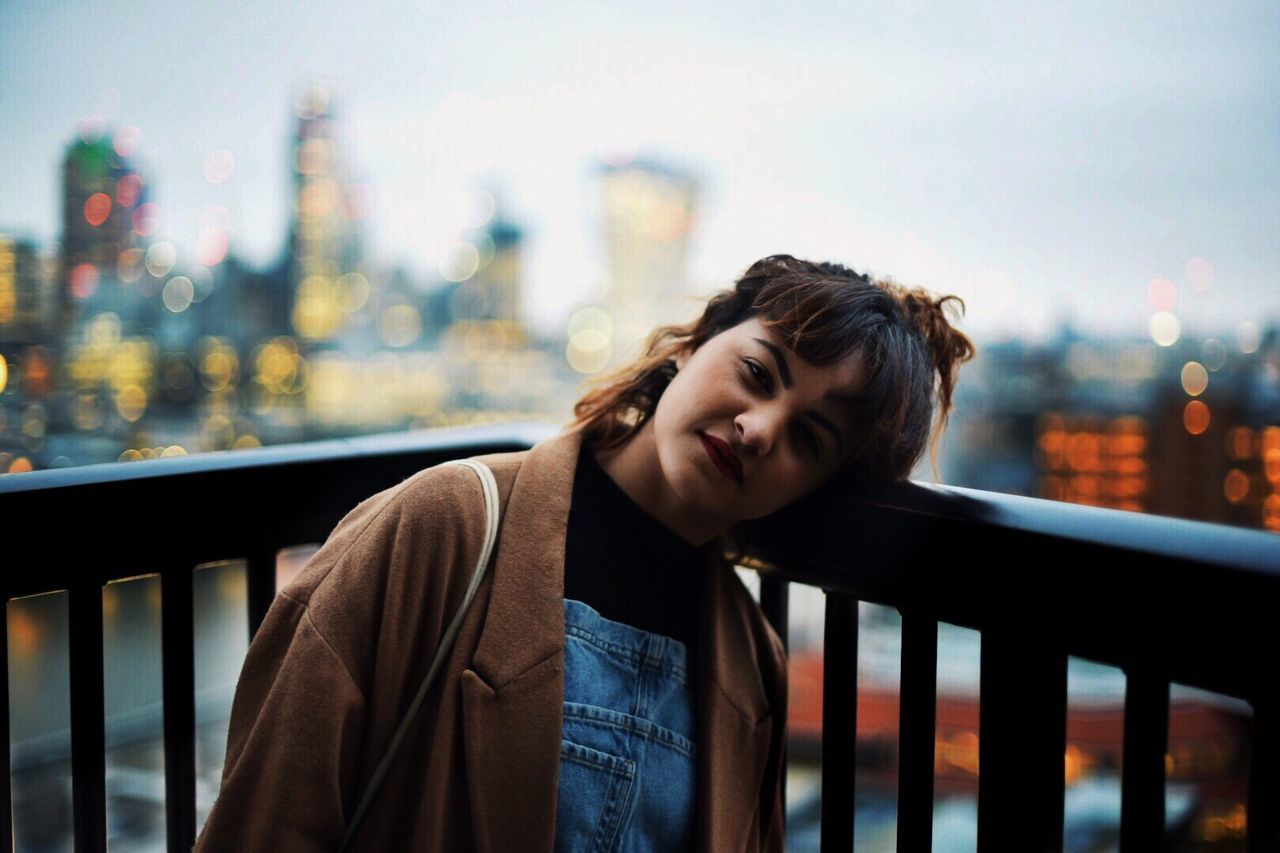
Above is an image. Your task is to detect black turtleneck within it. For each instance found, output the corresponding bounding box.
[564,438,715,681]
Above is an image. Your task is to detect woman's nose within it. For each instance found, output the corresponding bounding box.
[734,409,784,456]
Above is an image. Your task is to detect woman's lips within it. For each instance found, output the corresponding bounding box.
[700,432,742,485]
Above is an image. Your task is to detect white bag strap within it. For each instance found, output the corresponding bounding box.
[338,458,500,852]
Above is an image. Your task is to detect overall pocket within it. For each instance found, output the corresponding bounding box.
[555,737,636,853]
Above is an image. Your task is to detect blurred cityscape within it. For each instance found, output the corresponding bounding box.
[2,78,1275,852]
[2,81,1277,533]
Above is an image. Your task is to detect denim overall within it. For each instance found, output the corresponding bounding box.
[554,598,698,853]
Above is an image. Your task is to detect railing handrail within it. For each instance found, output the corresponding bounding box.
[744,475,1279,581]
[0,421,562,496]
[10,420,1271,574]
[741,471,1280,706]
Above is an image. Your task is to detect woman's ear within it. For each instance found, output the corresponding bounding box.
[673,347,691,371]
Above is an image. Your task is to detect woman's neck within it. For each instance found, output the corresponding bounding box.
[589,421,726,548]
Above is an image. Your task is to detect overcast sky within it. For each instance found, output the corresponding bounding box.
[2,0,1276,342]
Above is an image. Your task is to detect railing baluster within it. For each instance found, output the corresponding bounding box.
[69,583,107,852]
[759,574,790,653]
[1248,691,1280,851]
[1,601,12,853]
[897,610,937,853]
[759,574,790,816]
[821,591,858,853]
[246,549,277,643]
[977,628,1066,852]
[1119,669,1168,850]
[161,567,197,853]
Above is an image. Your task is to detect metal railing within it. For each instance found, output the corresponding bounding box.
[3,421,1278,852]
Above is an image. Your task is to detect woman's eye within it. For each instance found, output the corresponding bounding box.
[744,359,771,390]
[800,426,821,456]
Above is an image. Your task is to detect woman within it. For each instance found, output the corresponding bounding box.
[192,254,975,852]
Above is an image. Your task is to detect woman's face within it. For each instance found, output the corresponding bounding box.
[600,315,866,546]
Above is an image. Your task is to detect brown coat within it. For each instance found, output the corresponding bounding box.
[193,424,788,852]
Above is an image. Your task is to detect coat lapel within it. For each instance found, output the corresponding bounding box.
[696,551,775,852]
[460,426,582,853]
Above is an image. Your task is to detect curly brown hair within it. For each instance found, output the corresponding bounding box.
[566,253,977,489]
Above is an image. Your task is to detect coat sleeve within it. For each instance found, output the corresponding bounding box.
[193,462,487,852]
[192,589,368,853]
[759,623,789,852]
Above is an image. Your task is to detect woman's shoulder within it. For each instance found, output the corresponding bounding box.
[281,452,530,606]
[270,451,537,679]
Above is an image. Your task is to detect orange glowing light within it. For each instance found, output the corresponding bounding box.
[117,248,143,283]
[84,193,112,226]
[1064,744,1085,784]
[70,263,99,299]
[1264,448,1280,485]
[1224,469,1250,504]
[21,348,51,396]
[7,608,40,653]
[937,730,980,775]
[132,202,160,237]
[7,456,33,473]
[1115,475,1148,499]
[1183,400,1211,435]
[116,173,143,208]
[1226,426,1255,460]
[1066,432,1102,472]
[1263,495,1280,532]
[1116,457,1147,475]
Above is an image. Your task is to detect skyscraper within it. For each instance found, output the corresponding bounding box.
[56,128,152,350]
[51,127,156,436]
[0,234,46,349]
[284,80,367,349]
[595,155,699,368]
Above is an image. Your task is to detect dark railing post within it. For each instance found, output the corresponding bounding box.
[161,567,197,853]
[1120,669,1168,850]
[246,549,276,643]
[978,626,1066,852]
[1249,690,1280,851]
[68,583,107,853]
[821,591,858,853]
[759,573,790,816]
[0,601,12,853]
[759,574,790,653]
[897,610,937,853]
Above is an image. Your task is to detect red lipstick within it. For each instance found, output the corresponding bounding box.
[700,432,743,485]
